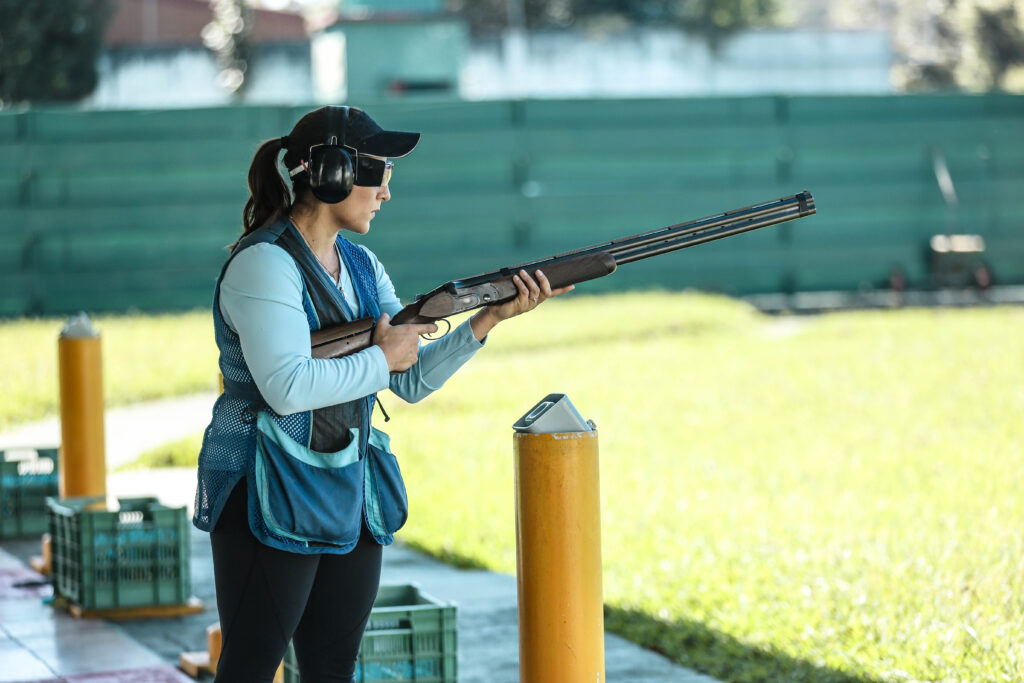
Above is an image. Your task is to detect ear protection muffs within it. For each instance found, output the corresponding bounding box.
[307,106,354,204]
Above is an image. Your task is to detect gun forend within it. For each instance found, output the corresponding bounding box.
[413,251,617,319]
[535,250,618,289]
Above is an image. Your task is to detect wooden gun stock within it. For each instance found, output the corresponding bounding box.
[310,317,375,360]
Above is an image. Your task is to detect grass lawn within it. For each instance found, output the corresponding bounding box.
[382,294,1024,682]
[0,311,218,431]
[4,294,1022,681]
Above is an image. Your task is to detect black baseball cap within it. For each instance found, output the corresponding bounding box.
[336,106,420,158]
[286,106,420,162]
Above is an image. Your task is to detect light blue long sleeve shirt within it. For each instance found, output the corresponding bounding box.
[219,241,484,415]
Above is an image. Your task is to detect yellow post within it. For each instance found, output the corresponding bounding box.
[514,430,605,683]
[58,313,106,498]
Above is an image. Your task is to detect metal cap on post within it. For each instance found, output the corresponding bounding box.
[58,312,106,499]
[513,394,605,683]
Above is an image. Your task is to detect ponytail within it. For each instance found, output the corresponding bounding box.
[236,137,291,247]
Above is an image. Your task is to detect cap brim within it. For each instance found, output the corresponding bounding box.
[360,131,420,158]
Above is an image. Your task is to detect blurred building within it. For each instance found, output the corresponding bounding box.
[87,0,312,108]
[82,0,891,109]
[311,0,467,102]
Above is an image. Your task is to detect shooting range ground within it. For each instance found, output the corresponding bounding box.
[381,294,1024,683]
[8,295,1018,682]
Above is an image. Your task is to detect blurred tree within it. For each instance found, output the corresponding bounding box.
[448,0,778,42]
[0,0,114,105]
[813,0,1024,92]
[973,1,1024,89]
[202,0,253,96]
[648,0,779,48]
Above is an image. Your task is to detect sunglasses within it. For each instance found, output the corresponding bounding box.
[355,153,393,188]
[291,144,393,188]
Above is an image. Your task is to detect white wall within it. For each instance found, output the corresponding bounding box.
[460,28,892,99]
[85,43,314,109]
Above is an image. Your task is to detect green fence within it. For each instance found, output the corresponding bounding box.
[1,95,1021,317]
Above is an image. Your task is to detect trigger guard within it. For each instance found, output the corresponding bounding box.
[420,318,451,341]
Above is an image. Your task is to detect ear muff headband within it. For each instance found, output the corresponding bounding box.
[308,106,355,204]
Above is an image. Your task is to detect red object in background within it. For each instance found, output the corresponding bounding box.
[104,0,307,48]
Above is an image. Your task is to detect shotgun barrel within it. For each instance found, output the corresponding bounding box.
[451,191,815,287]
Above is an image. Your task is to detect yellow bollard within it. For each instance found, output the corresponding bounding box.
[57,313,106,499]
[514,430,605,683]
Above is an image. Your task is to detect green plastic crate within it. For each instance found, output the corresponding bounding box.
[283,583,457,683]
[0,448,58,538]
[47,495,190,610]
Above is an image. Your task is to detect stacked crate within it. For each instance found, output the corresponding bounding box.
[0,448,59,538]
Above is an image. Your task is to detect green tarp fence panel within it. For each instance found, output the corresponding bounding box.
[1,94,1021,317]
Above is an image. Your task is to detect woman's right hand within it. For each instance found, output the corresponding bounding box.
[372,313,438,373]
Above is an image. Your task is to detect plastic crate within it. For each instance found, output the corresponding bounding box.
[47,495,191,610]
[0,448,59,538]
[283,583,457,683]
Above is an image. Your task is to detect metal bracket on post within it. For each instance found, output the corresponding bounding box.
[58,312,106,499]
[513,394,605,683]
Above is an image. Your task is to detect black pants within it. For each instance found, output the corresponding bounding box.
[210,479,383,683]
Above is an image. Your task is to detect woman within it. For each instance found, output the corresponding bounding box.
[192,105,570,682]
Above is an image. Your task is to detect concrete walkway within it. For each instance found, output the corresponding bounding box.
[0,395,720,682]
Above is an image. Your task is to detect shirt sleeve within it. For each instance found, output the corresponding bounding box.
[219,243,392,415]
[361,245,486,404]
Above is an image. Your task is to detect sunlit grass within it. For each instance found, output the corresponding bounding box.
[0,310,218,430]
[6,295,1023,681]
[122,431,205,470]
[380,294,1024,682]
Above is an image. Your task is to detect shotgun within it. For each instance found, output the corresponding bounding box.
[311,190,816,359]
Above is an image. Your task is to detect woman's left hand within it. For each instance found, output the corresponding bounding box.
[470,269,574,341]
[491,269,573,322]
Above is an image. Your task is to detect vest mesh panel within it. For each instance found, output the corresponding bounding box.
[193,225,314,531]
[193,225,379,534]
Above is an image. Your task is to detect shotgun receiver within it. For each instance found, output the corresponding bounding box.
[311,190,816,359]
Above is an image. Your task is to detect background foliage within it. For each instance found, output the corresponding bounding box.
[804,0,1024,91]
[448,0,778,44]
[0,0,114,105]
[202,0,253,96]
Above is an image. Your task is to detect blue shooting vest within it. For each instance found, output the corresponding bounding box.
[192,215,399,554]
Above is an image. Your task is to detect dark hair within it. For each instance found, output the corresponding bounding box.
[238,137,290,245]
[235,108,330,247]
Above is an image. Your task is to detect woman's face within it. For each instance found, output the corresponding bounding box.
[332,182,390,235]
